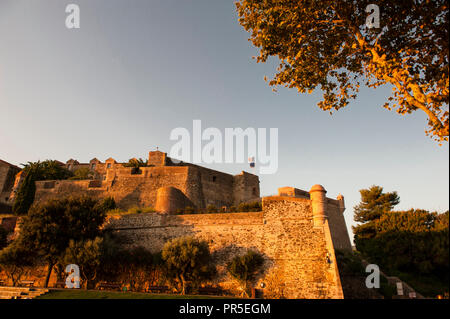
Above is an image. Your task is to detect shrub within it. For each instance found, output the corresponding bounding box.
[227,250,264,297]
[162,236,216,294]
[97,196,117,212]
[69,167,94,180]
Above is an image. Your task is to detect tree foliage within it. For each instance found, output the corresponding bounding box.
[22,160,73,180]
[69,167,94,180]
[162,236,215,294]
[354,186,400,223]
[15,196,106,287]
[236,0,449,142]
[12,160,74,215]
[123,158,148,169]
[62,238,104,289]
[12,169,37,215]
[357,210,449,295]
[227,250,264,297]
[0,242,36,286]
[353,185,449,296]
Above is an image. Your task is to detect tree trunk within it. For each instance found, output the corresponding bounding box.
[180,274,186,295]
[44,262,54,288]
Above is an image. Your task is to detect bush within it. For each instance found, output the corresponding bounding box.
[162,236,216,294]
[128,206,156,215]
[69,167,94,180]
[12,171,36,215]
[227,250,264,297]
[97,197,117,212]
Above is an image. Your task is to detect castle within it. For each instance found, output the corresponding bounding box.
[0,151,352,298]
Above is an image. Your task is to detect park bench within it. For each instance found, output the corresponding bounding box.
[147,285,169,293]
[198,287,223,296]
[19,280,35,287]
[97,282,122,291]
[54,281,66,288]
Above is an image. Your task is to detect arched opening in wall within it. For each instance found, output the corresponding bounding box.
[212,176,217,182]
[252,187,257,196]
[107,163,112,169]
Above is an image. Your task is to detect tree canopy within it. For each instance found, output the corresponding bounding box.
[14,196,107,287]
[13,160,74,215]
[236,0,449,142]
[162,236,215,294]
[227,250,264,297]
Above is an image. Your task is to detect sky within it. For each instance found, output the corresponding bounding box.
[0,0,448,241]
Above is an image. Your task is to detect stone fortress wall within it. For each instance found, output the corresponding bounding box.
[19,151,260,211]
[0,150,353,298]
[0,160,21,207]
[105,185,351,298]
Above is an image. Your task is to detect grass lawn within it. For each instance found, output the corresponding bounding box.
[37,289,228,299]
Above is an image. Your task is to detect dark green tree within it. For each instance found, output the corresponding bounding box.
[62,237,104,289]
[69,167,94,180]
[0,242,36,286]
[162,236,215,294]
[123,158,148,169]
[16,196,106,287]
[12,160,73,215]
[357,209,449,296]
[12,169,37,215]
[353,186,400,241]
[227,250,264,297]
[96,196,117,212]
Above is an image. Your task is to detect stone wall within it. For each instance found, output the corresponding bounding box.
[33,165,260,210]
[0,160,21,205]
[326,199,352,251]
[105,196,345,299]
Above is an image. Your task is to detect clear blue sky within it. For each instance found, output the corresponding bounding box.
[0,0,448,241]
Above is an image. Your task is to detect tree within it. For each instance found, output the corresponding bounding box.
[354,186,400,223]
[162,236,215,294]
[123,158,148,169]
[16,196,106,287]
[227,250,264,297]
[355,209,449,296]
[96,196,117,212]
[353,185,399,242]
[62,238,103,289]
[69,167,94,180]
[0,242,36,286]
[12,160,74,215]
[12,168,37,215]
[22,160,73,181]
[236,0,449,142]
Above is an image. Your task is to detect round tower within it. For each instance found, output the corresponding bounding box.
[309,184,328,227]
[336,193,346,214]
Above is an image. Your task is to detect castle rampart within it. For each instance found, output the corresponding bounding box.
[105,192,347,298]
